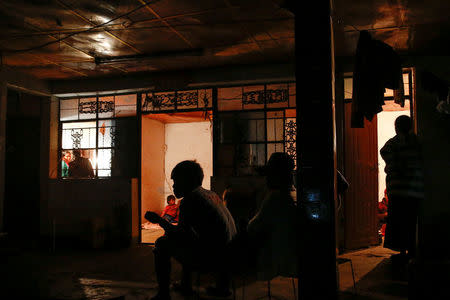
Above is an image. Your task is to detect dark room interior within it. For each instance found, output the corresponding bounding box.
[0,0,450,299]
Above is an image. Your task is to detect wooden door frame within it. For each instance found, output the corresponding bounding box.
[339,68,416,251]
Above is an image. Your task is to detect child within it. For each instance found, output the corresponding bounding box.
[378,189,389,238]
[160,195,179,224]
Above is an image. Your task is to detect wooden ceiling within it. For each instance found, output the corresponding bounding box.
[0,0,449,81]
[0,0,294,79]
[334,0,450,57]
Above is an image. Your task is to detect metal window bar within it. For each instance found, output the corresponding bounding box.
[95,96,99,178]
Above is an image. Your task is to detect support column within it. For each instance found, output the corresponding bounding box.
[0,82,6,232]
[296,1,338,299]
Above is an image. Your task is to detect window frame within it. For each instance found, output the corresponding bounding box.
[58,92,138,179]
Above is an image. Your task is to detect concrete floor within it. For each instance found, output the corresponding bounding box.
[141,228,164,244]
[0,239,407,300]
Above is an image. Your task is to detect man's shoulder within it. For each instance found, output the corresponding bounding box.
[190,187,223,205]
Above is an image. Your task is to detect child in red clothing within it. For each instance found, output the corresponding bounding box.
[161,195,179,224]
[378,189,389,237]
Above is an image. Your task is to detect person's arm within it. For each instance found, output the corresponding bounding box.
[160,206,168,217]
[87,159,94,178]
[247,193,272,237]
[380,138,395,164]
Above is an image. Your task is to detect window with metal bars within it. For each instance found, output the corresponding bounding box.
[215,107,297,177]
[59,94,137,178]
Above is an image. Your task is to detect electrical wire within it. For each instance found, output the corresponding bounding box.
[2,0,163,54]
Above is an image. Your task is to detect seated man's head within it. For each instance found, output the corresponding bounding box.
[72,149,81,159]
[395,115,412,135]
[171,160,204,198]
[167,195,176,205]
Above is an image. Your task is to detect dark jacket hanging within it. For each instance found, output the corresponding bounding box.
[351,31,403,128]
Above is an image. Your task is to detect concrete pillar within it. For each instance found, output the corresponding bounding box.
[0,82,6,232]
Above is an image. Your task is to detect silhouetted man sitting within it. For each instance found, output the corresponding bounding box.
[145,160,237,300]
[68,149,94,178]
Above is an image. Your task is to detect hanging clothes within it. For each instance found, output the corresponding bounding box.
[351,31,404,128]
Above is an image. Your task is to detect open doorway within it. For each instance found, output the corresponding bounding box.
[377,101,411,202]
[140,111,213,243]
[342,70,414,250]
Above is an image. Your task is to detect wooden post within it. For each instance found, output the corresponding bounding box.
[0,82,6,233]
[296,1,338,299]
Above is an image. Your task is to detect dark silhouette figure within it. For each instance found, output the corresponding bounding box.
[145,160,237,300]
[160,195,179,224]
[380,115,423,260]
[222,185,258,235]
[68,149,94,178]
[247,152,299,280]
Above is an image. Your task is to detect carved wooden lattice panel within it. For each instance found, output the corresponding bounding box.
[284,118,297,169]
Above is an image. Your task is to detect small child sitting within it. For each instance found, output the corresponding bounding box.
[160,195,179,224]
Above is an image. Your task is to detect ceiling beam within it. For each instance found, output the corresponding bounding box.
[50,63,295,97]
[136,0,194,48]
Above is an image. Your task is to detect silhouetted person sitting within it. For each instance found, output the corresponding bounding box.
[247,152,299,281]
[380,115,423,261]
[68,149,94,178]
[145,160,236,300]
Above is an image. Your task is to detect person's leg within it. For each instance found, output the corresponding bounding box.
[168,235,197,295]
[407,197,419,258]
[206,248,233,297]
[153,236,172,299]
[162,214,174,223]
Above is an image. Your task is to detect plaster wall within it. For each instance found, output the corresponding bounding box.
[47,178,132,247]
[164,122,212,202]
[141,117,165,219]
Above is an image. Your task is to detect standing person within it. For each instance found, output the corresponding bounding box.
[68,149,95,178]
[160,195,179,224]
[247,152,299,281]
[380,115,424,260]
[145,160,236,300]
[61,151,72,177]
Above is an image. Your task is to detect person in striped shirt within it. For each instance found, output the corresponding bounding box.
[380,115,424,260]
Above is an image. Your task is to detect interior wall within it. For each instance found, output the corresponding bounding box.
[141,117,165,219]
[47,178,132,247]
[164,122,212,201]
[4,91,42,237]
[377,109,410,201]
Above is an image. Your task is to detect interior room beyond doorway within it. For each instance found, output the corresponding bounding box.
[140,111,213,243]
